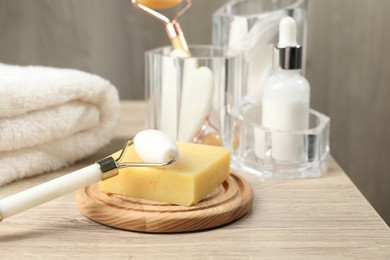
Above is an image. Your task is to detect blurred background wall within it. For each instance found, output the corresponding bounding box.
[0,0,389,225]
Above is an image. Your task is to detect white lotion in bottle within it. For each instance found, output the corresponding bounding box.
[258,17,310,162]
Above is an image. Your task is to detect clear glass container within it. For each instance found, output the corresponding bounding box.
[224,101,330,179]
[145,45,242,145]
[212,0,307,103]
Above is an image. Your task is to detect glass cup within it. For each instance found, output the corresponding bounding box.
[212,0,307,103]
[212,0,328,178]
[145,45,242,145]
[224,101,330,178]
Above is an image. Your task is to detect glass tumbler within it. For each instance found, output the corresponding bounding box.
[145,45,242,145]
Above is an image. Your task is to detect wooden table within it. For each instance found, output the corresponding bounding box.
[1,101,389,259]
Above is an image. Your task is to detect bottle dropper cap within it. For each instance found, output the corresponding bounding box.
[277,17,302,70]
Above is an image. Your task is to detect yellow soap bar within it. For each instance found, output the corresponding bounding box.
[99,142,230,206]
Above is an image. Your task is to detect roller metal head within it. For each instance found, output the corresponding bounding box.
[98,130,178,180]
[131,0,192,55]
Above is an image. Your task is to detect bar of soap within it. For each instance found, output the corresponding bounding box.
[99,142,230,206]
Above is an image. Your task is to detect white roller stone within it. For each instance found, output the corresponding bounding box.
[134,129,179,163]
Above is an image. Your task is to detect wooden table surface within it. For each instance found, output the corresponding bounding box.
[1,101,389,259]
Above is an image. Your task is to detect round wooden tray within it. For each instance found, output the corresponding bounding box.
[76,173,253,233]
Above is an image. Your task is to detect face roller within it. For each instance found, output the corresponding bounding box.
[133,1,218,145]
[0,129,178,221]
[132,0,192,55]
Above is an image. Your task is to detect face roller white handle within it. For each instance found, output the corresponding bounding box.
[0,164,102,220]
[0,130,178,221]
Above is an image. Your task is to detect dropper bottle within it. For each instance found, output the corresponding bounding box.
[261,17,310,162]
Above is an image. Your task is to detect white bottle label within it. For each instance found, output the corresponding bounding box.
[262,99,309,131]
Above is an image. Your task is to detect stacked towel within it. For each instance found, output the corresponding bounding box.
[0,64,120,186]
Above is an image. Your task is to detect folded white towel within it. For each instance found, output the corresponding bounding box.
[0,64,120,186]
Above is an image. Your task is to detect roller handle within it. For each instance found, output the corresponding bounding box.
[0,164,103,220]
